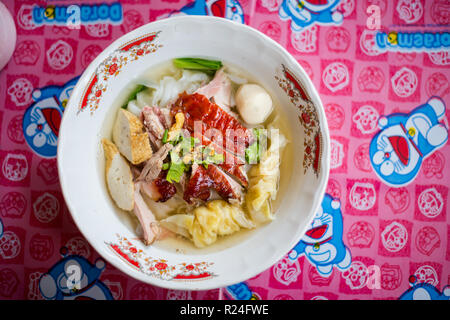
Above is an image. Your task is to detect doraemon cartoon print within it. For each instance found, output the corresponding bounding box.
[22,76,79,158]
[279,0,343,32]
[39,248,113,300]
[226,282,259,300]
[370,97,448,187]
[170,0,245,24]
[399,283,450,301]
[288,194,351,277]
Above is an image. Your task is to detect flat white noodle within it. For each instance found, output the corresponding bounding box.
[137,79,158,89]
[136,89,153,108]
[151,70,210,107]
[125,70,210,115]
[126,99,142,117]
[227,73,248,85]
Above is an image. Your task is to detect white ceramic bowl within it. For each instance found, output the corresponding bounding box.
[0,2,17,71]
[58,16,330,290]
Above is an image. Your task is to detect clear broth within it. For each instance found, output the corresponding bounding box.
[100,59,294,255]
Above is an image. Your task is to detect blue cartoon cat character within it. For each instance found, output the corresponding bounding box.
[369,97,448,187]
[400,283,450,301]
[39,248,113,300]
[288,194,351,277]
[171,0,245,24]
[279,0,343,32]
[22,76,79,158]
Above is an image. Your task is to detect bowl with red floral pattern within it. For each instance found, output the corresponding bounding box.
[58,16,330,290]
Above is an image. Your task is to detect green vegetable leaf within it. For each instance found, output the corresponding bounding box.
[166,151,187,183]
[253,128,262,140]
[173,58,223,72]
[245,142,260,164]
[165,137,194,183]
[245,128,266,164]
[162,129,169,144]
[166,161,186,183]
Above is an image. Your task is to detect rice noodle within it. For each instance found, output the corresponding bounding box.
[125,70,210,115]
[151,70,209,108]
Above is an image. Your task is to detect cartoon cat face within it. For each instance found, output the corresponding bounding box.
[23,77,79,158]
[372,125,421,177]
[303,205,334,244]
[370,97,448,186]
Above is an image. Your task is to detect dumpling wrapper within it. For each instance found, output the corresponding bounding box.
[160,200,255,248]
[246,127,287,223]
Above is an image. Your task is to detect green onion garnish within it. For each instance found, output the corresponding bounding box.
[173,58,223,72]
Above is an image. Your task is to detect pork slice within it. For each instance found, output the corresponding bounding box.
[142,106,166,142]
[172,92,254,148]
[133,182,160,245]
[183,162,244,203]
[218,163,248,187]
[138,143,173,182]
[195,131,245,163]
[151,106,173,129]
[196,68,232,112]
[140,180,161,201]
[140,171,177,203]
[206,164,243,202]
[148,132,162,150]
[183,163,212,203]
[193,132,248,186]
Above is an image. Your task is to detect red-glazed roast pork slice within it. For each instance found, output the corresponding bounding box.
[193,132,248,187]
[183,163,243,204]
[205,164,243,202]
[172,92,254,148]
[183,163,213,203]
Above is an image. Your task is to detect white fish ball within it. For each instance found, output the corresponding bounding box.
[235,84,273,125]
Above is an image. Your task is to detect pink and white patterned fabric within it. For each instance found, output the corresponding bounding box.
[0,0,449,300]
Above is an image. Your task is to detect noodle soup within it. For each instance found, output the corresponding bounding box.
[100,58,293,252]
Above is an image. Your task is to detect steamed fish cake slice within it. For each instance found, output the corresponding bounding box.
[103,139,161,244]
[102,139,134,211]
[113,108,152,165]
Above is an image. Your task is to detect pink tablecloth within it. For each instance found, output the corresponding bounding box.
[0,0,449,300]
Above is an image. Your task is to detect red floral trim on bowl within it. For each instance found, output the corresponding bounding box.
[105,234,216,281]
[276,64,323,176]
[78,32,162,115]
